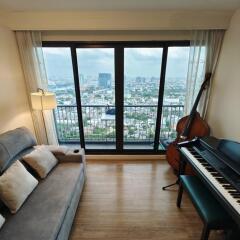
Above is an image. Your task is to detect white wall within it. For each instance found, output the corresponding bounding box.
[42,30,191,41]
[0,10,233,31]
[0,26,34,134]
[207,9,240,142]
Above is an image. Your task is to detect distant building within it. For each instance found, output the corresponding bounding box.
[136,76,146,84]
[164,98,180,105]
[79,74,85,85]
[98,73,111,88]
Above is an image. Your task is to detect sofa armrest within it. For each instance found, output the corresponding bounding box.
[56,148,85,165]
[58,148,86,176]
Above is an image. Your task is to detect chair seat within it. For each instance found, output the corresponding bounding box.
[180,175,233,229]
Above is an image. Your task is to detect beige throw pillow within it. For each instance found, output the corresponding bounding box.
[35,145,69,156]
[23,148,58,179]
[0,214,5,229]
[0,161,38,213]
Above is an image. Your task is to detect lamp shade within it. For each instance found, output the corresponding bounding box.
[31,91,57,110]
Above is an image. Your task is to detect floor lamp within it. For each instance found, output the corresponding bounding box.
[30,88,57,145]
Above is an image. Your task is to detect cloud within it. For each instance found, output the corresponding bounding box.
[125,48,163,61]
[43,47,70,56]
[124,48,163,77]
[77,48,114,76]
[43,46,190,80]
[168,47,189,60]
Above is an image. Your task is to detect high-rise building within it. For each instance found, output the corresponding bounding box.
[98,73,111,88]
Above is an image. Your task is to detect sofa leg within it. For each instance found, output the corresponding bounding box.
[177,182,183,208]
[201,224,210,240]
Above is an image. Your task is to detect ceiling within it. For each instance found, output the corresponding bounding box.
[0,0,240,11]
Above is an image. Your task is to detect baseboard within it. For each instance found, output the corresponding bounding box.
[86,154,166,160]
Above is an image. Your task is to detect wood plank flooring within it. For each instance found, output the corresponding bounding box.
[70,160,224,240]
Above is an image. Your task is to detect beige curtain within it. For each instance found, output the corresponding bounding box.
[185,30,225,118]
[16,31,58,145]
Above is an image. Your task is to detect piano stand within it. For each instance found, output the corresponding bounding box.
[162,179,179,190]
[162,155,186,190]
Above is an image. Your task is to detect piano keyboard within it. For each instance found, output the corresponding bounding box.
[181,147,240,215]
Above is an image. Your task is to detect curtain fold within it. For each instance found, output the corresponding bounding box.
[16,31,58,145]
[184,30,225,118]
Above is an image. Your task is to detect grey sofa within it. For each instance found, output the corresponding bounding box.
[0,127,86,240]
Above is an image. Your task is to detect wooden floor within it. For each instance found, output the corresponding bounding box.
[70,160,224,240]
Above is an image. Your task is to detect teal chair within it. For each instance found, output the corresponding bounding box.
[177,175,234,240]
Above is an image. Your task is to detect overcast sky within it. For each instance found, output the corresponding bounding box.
[43,47,190,80]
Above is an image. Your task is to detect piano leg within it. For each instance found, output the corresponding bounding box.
[176,157,186,206]
[201,224,210,240]
[177,182,183,208]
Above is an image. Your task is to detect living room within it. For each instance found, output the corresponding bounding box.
[0,1,240,240]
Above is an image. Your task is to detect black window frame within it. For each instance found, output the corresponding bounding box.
[43,40,190,154]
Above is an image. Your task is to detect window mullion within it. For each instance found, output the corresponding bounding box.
[154,45,169,151]
[115,46,124,152]
[70,45,86,149]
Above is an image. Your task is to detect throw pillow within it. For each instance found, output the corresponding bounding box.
[23,148,58,179]
[35,145,69,156]
[0,161,38,213]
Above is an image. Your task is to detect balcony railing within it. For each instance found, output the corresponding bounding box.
[54,104,184,143]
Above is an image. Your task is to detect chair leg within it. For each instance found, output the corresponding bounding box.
[177,182,184,208]
[201,224,210,240]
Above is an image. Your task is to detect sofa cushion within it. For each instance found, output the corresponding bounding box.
[0,162,84,240]
[0,127,36,173]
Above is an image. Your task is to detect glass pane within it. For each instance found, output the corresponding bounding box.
[124,48,163,149]
[43,47,80,144]
[76,48,115,149]
[160,46,190,147]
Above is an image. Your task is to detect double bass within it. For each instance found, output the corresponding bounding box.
[166,73,211,176]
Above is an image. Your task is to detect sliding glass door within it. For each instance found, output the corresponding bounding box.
[124,48,163,149]
[43,41,190,153]
[76,48,116,150]
[43,47,81,144]
[158,46,190,149]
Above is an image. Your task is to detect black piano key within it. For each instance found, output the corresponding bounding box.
[224,186,235,190]
[196,159,203,162]
[229,192,240,196]
[211,173,222,177]
[231,195,240,199]
[228,190,239,194]
[205,167,215,171]
[216,178,228,184]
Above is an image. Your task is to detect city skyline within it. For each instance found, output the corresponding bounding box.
[43,46,189,143]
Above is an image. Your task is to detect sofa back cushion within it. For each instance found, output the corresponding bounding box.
[0,127,37,174]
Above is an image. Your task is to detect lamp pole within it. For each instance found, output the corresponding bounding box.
[38,88,49,145]
[31,88,57,145]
